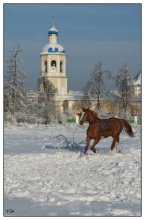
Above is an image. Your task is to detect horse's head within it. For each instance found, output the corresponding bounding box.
[79,107,98,125]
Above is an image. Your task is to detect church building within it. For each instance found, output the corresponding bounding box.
[39,17,87,114]
[38,17,141,119]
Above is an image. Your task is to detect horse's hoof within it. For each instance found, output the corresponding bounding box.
[91,149,99,153]
[91,148,96,153]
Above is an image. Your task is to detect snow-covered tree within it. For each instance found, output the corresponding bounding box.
[116,64,134,117]
[4,45,27,114]
[39,75,57,103]
[84,62,111,110]
[38,75,58,123]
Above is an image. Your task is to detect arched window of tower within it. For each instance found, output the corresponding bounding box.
[51,60,57,72]
[60,61,63,73]
[44,61,47,73]
[51,60,56,67]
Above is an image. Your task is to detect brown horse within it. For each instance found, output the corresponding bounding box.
[79,107,134,154]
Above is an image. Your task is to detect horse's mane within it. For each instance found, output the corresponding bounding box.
[88,109,100,122]
[81,108,100,122]
[93,111,100,119]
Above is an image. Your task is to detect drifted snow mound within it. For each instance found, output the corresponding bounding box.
[42,135,85,151]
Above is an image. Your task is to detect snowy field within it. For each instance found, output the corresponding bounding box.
[4,123,141,217]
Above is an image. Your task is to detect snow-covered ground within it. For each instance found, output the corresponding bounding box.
[4,123,141,216]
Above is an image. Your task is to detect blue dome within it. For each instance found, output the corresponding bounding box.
[48,28,58,36]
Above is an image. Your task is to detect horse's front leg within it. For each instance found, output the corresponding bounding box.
[91,139,100,153]
[84,137,91,154]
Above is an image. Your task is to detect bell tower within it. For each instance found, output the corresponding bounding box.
[40,17,68,96]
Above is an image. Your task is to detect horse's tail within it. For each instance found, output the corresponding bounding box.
[120,119,134,137]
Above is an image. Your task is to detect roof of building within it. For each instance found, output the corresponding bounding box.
[41,17,66,55]
[133,71,141,86]
[40,43,66,55]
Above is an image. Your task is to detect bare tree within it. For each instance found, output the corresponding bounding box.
[4,45,27,114]
[116,64,134,117]
[84,62,111,110]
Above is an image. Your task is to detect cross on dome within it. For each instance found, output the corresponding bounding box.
[48,16,58,36]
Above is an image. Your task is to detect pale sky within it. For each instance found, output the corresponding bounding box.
[4,3,141,91]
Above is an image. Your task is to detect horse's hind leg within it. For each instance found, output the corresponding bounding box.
[111,137,117,151]
[115,136,120,149]
[115,135,122,152]
[117,136,120,144]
